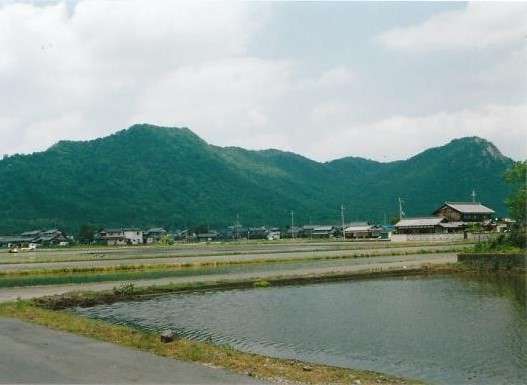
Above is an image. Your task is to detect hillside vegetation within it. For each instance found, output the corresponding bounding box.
[0,124,513,234]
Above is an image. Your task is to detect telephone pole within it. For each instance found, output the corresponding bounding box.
[290,210,295,240]
[341,204,346,240]
[399,197,405,221]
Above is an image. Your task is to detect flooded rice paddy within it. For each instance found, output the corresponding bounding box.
[71,274,526,385]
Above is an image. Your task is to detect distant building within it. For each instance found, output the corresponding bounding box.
[344,222,382,239]
[433,202,494,222]
[302,225,335,238]
[37,229,70,246]
[0,229,70,247]
[96,229,128,245]
[196,232,218,242]
[395,217,447,234]
[267,229,281,240]
[123,228,143,245]
[144,228,167,243]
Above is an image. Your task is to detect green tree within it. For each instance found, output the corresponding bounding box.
[78,223,96,244]
[503,160,526,227]
[502,161,526,249]
[158,234,174,246]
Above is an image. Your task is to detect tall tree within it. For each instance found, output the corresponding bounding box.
[503,161,526,227]
[503,160,526,249]
[78,223,96,244]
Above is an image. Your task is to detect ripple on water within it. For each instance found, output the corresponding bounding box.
[70,274,527,385]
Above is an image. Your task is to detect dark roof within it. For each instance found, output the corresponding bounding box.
[396,217,446,228]
[20,230,42,237]
[435,202,494,215]
[440,222,467,229]
[344,224,374,232]
[146,228,167,233]
[0,236,31,243]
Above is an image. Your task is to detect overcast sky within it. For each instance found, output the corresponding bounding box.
[1,1,525,162]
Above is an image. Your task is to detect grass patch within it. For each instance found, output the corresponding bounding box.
[253,279,271,288]
[0,299,423,385]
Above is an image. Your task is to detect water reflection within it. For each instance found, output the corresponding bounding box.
[70,273,527,385]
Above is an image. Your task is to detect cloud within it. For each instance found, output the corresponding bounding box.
[0,1,269,155]
[374,2,527,51]
[315,66,354,88]
[0,1,524,166]
[305,104,527,162]
[476,45,527,88]
[130,57,292,146]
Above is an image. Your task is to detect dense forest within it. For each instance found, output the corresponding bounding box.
[0,124,514,235]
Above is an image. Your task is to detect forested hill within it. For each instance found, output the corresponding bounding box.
[0,124,514,234]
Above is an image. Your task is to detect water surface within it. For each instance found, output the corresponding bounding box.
[71,274,527,385]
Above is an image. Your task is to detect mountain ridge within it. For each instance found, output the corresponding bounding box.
[0,124,514,234]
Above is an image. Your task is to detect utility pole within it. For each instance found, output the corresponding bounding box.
[341,204,346,240]
[399,197,405,221]
[290,211,295,240]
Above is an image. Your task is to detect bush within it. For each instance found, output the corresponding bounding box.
[474,232,525,253]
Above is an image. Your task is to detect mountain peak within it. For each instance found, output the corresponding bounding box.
[447,136,506,160]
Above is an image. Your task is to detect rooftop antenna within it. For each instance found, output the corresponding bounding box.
[399,197,405,221]
[471,189,477,203]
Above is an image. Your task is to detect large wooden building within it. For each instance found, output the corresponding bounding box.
[433,202,494,222]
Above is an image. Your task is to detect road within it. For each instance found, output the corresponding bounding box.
[0,253,457,303]
[0,317,267,384]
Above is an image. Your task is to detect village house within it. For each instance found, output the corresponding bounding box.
[301,225,336,238]
[144,228,168,243]
[432,202,495,222]
[344,222,382,239]
[196,231,219,242]
[123,228,143,245]
[267,228,281,240]
[95,229,128,245]
[96,228,146,245]
[37,229,71,246]
[0,229,70,248]
[395,217,447,234]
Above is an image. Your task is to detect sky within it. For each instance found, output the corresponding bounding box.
[0,1,526,162]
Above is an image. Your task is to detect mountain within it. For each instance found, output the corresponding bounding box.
[0,124,515,234]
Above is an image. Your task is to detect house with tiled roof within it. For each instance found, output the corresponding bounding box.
[433,202,494,223]
[395,217,447,234]
[344,222,382,239]
[145,228,167,243]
